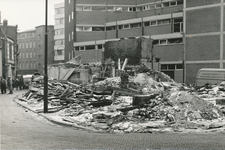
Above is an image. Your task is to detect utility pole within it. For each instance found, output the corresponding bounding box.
[44,0,48,113]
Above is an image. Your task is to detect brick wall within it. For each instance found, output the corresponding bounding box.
[144,25,172,35]
[186,0,220,8]
[65,0,75,61]
[75,50,103,63]
[154,44,183,62]
[106,31,117,39]
[186,7,220,34]
[118,28,142,38]
[76,32,106,42]
[186,35,220,61]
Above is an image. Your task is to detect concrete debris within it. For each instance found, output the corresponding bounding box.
[18,68,225,133]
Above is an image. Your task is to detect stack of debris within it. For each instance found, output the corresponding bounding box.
[19,68,225,133]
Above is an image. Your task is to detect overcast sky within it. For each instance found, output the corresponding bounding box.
[0,0,64,32]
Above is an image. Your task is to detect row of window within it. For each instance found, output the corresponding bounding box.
[7,42,14,60]
[19,51,36,59]
[74,37,182,51]
[55,18,65,25]
[18,41,36,49]
[55,39,65,46]
[76,0,183,12]
[76,18,183,32]
[153,38,183,45]
[19,62,36,70]
[18,32,35,39]
[55,7,64,15]
[55,49,64,56]
[75,44,103,51]
[55,28,65,36]
[161,63,183,70]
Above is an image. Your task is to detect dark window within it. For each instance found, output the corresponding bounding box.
[97,45,103,49]
[58,50,63,55]
[80,46,85,50]
[150,21,157,26]
[118,25,123,30]
[174,18,183,23]
[177,0,183,5]
[159,39,167,45]
[168,38,183,44]
[130,23,141,28]
[144,21,150,26]
[174,23,182,32]
[106,26,116,31]
[85,45,95,50]
[158,20,164,25]
[176,64,183,69]
[153,40,159,45]
[128,7,133,11]
[124,24,130,29]
[170,1,177,6]
[155,3,161,8]
[168,64,175,69]
[161,64,167,70]
[158,19,170,25]
[163,2,169,7]
[92,27,105,31]
[75,47,79,51]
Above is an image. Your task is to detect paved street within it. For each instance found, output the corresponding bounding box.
[1,90,225,150]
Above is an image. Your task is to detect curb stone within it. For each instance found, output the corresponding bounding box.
[13,96,104,133]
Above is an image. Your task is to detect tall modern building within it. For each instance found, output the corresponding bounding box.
[184,0,225,83]
[54,0,225,84]
[54,2,65,63]
[0,19,18,79]
[17,25,54,75]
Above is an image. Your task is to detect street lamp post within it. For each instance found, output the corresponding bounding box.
[44,0,48,113]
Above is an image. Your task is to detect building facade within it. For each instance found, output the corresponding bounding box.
[184,0,225,83]
[54,0,225,84]
[0,20,18,79]
[54,2,65,63]
[17,25,54,75]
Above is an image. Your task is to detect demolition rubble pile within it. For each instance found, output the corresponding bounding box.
[18,68,225,133]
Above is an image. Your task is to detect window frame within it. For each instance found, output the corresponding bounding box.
[83,6,92,11]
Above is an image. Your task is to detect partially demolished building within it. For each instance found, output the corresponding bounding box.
[53,0,225,84]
